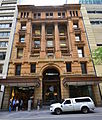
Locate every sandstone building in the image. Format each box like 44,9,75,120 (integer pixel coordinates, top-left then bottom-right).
1,4,102,109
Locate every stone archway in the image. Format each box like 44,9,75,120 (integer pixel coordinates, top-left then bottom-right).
42,67,61,105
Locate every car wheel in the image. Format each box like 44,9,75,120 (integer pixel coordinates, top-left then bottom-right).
81,107,89,114
55,108,62,115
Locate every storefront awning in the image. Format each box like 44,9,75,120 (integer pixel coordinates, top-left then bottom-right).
0,76,40,87
63,75,102,86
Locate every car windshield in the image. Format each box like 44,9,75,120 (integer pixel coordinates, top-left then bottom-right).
60,99,65,104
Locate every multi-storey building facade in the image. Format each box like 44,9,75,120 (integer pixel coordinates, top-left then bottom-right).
1,4,102,110
0,0,19,109
79,0,102,4
81,4,102,98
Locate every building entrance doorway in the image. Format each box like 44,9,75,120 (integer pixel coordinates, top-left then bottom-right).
42,68,61,105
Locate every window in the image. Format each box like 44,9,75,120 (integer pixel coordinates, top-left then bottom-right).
60,38,66,47
75,98,91,103
0,32,10,37
0,42,8,47
66,63,71,72
47,50,54,57
0,16,14,20
15,64,21,75
19,35,25,43
21,23,26,30
0,52,6,60
58,12,65,18
34,29,41,36
34,13,41,19
73,22,78,29
81,63,87,74
0,64,3,73
59,26,66,36
47,39,53,47
97,43,102,46
46,26,53,35
34,39,40,48
78,47,84,57
64,100,71,104
0,23,12,28
17,48,23,58
31,64,36,73
75,34,81,41
46,13,53,18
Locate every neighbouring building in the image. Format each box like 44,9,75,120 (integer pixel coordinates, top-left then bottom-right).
0,4,102,110
0,0,19,109
79,0,102,4
80,4,102,98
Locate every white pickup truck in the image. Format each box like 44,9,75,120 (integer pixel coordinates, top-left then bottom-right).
50,97,95,115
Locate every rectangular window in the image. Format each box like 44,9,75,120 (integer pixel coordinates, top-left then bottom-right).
46,13,53,18
81,63,87,74
59,26,66,36
0,52,6,60
31,64,36,73
0,41,8,47
34,39,40,48
17,48,23,58
15,64,21,75
73,22,78,29
0,64,3,73
21,23,26,30
60,38,66,47
78,47,84,57
47,39,53,47
66,63,71,72
19,35,25,42
75,34,81,41
0,32,10,37
34,13,41,19
46,26,53,35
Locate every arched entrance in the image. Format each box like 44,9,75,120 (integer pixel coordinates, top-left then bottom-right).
42,68,61,105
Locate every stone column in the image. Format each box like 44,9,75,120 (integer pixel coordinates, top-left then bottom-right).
54,23,61,58
40,23,46,58
92,85,102,106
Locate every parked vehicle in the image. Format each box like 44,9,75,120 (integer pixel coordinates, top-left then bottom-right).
50,97,95,115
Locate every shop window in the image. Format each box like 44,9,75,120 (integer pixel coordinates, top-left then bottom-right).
81,63,87,74
60,38,66,47
66,63,71,72
19,35,25,43
15,64,21,75
31,64,36,73
17,48,23,59
0,52,6,60
75,34,81,41
34,39,40,48
0,64,3,73
78,47,84,57
47,39,53,47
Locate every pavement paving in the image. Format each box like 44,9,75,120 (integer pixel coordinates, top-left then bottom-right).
0,107,102,120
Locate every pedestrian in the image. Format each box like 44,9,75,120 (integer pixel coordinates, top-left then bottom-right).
20,99,23,110
9,99,12,112
37,99,40,110
16,99,19,111
12,97,16,111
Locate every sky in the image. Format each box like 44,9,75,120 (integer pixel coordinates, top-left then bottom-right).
20,0,79,6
